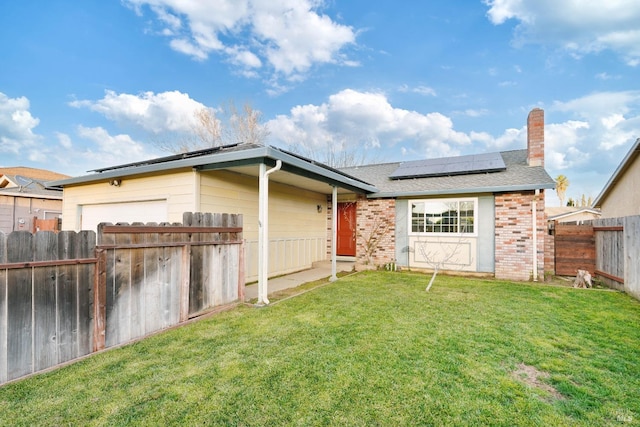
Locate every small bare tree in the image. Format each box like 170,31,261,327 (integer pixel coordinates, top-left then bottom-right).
289,140,379,168
154,101,269,154
358,213,394,266
416,237,473,291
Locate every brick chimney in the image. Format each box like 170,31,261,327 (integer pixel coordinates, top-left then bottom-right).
527,108,544,167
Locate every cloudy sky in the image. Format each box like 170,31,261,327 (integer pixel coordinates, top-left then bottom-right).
2,1,640,206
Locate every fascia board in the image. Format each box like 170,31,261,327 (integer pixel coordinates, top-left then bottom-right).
368,182,556,199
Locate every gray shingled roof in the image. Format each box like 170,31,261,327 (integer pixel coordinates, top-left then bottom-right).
0,175,63,199
340,150,555,198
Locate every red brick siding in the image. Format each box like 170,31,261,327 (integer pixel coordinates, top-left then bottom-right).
495,191,546,281
326,197,396,266
356,197,396,266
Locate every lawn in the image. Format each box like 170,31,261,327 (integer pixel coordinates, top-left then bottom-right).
1,271,639,426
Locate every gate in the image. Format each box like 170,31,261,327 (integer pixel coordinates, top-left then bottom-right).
554,222,595,276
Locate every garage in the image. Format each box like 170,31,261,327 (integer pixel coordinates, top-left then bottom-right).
80,200,168,231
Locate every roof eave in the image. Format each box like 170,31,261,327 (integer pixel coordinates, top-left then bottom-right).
593,137,640,208
47,145,378,194
0,190,63,200
368,182,556,199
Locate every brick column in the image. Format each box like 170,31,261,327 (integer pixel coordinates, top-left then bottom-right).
495,191,545,281
355,197,396,266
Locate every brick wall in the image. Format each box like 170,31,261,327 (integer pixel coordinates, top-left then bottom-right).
495,191,546,281
355,197,396,266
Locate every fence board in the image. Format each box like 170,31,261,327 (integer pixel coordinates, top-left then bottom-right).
0,232,6,384
187,212,205,315
624,216,640,299
76,231,94,358
33,232,58,372
141,224,158,335
113,225,132,345
6,231,33,381
130,223,145,340
57,231,78,364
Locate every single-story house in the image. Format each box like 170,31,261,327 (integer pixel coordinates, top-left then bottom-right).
49,108,555,299
0,167,68,233
48,143,377,303
593,137,640,218
339,108,555,281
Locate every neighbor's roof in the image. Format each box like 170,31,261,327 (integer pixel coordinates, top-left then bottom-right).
0,174,64,199
545,207,601,221
340,149,556,198
48,143,379,195
0,167,69,182
593,137,640,208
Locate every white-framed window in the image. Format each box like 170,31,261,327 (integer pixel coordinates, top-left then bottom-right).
409,198,477,236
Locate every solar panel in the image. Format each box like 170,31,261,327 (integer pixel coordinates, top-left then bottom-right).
389,152,506,180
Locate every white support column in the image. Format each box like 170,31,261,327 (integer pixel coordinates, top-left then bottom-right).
257,160,282,305
330,185,338,282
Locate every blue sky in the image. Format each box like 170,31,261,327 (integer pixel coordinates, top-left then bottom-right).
1,1,640,206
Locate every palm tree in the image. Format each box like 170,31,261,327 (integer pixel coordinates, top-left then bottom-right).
555,174,569,206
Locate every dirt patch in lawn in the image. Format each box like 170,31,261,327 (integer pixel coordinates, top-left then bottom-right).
512,363,565,401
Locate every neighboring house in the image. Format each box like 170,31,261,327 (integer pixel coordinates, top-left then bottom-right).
49,108,555,286
593,137,640,218
546,207,601,224
0,167,68,234
339,108,555,281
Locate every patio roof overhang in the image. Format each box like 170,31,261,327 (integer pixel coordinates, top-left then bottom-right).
47,145,378,196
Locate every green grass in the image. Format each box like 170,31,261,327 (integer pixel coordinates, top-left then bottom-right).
1,272,639,426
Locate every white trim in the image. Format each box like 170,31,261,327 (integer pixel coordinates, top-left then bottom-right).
407,197,479,238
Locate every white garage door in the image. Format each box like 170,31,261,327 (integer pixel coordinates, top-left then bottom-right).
81,200,168,231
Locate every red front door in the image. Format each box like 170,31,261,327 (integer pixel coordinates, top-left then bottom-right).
337,202,357,256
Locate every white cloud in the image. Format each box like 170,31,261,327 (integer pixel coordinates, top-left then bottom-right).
0,92,41,155
123,0,356,79
267,89,471,159
55,132,73,149
399,84,437,96
74,126,158,169
70,90,208,134
484,0,640,65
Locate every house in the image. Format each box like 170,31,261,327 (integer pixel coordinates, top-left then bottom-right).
49,108,555,294
546,207,601,224
47,144,377,303
339,108,555,281
0,167,68,233
593,137,640,218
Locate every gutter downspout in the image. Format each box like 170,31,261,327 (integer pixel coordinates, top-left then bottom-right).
330,186,338,282
532,189,539,281
257,160,282,305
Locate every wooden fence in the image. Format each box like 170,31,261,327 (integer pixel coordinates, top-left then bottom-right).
554,222,596,276
0,230,96,385
591,215,640,300
0,212,243,385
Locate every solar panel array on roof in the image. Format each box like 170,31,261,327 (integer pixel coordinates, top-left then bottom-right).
389,152,506,180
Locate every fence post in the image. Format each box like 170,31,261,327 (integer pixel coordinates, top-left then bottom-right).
180,244,190,322
93,248,106,352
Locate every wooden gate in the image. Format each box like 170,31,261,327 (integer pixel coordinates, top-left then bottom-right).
554,222,596,276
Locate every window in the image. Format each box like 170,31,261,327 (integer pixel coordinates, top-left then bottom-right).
410,198,476,235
